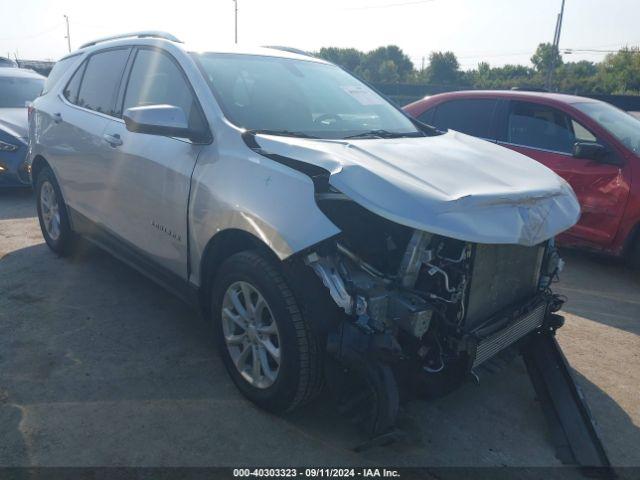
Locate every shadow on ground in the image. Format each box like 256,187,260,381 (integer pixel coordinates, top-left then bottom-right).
0,238,638,469
0,188,34,221
556,249,639,336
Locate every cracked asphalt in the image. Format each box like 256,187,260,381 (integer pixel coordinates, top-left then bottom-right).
1,188,638,474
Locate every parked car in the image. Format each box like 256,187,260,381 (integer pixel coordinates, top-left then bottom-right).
404,91,640,266
0,67,45,187
0,57,18,68
28,32,580,439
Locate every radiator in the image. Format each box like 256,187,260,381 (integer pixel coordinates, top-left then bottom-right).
472,302,546,368
465,243,545,331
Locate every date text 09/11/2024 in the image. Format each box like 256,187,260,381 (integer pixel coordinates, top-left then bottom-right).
232,468,401,478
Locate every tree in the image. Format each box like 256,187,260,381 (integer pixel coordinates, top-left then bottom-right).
424,51,460,85
376,60,400,83
317,47,364,73
360,45,414,82
531,43,563,74
598,47,640,94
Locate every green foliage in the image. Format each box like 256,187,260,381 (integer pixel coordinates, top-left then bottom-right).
316,45,414,83
316,44,640,95
531,43,563,74
598,47,640,94
317,47,364,73
423,51,460,85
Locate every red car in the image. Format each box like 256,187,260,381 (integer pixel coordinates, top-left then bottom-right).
405,90,640,265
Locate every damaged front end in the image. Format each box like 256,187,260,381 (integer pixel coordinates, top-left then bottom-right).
305,191,568,443
245,131,609,467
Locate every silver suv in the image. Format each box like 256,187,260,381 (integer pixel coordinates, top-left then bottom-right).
29,32,580,436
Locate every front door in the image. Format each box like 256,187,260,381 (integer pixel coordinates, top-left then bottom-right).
498,100,630,249
99,47,208,278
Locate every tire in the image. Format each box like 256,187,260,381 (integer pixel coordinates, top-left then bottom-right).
630,239,640,269
211,250,323,413
35,166,76,256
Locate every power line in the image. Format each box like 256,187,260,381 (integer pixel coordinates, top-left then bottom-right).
0,23,63,42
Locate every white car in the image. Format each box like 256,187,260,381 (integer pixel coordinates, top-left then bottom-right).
29,31,583,440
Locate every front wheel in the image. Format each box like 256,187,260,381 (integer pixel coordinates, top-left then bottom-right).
35,166,76,256
630,238,640,269
211,250,323,413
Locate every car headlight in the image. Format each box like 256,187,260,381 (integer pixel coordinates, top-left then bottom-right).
0,139,19,152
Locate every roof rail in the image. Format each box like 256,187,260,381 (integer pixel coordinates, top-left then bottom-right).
263,46,314,57
80,31,182,49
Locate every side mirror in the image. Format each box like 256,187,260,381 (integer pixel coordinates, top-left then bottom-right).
572,141,622,165
123,104,193,139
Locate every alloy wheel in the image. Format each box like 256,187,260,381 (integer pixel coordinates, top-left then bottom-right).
40,181,61,241
221,281,281,389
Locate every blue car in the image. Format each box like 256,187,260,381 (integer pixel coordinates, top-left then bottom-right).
0,67,45,187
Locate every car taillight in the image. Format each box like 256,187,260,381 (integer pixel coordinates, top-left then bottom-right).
27,103,35,120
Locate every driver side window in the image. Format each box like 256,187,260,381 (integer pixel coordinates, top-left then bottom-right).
507,101,585,154
123,48,205,131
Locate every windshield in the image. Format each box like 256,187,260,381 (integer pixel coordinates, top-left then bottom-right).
192,53,422,139
574,101,640,154
0,76,44,108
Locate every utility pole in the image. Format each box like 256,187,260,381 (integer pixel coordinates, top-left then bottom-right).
233,0,238,44
64,15,71,53
545,0,566,90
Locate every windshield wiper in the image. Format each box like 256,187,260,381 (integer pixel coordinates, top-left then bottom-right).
247,129,320,139
343,129,424,139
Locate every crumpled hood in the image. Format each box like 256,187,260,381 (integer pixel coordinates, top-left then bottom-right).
0,108,28,140
255,130,581,246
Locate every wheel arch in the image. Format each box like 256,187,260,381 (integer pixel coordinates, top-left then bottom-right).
198,228,279,314
623,219,640,265
30,155,50,186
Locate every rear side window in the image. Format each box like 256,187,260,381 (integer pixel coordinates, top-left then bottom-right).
42,55,80,94
507,101,577,154
63,62,85,104
122,48,205,130
432,99,498,138
76,49,130,116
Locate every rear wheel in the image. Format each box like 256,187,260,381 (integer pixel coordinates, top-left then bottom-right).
630,237,640,269
211,250,323,412
35,166,76,256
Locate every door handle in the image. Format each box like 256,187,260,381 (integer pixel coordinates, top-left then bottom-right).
53,112,62,124
103,133,123,147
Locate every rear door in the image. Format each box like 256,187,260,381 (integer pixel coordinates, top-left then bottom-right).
496,100,628,248
99,47,209,278
42,48,131,223
429,97,500,142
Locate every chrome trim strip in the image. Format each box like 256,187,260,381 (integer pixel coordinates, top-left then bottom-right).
498,141,573,157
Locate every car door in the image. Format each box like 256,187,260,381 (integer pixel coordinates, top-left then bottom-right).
496,100,629,247
99,47,209,279
38,48,131,223
428,98,500,142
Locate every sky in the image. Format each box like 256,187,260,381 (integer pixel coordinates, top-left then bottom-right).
1,0,638,70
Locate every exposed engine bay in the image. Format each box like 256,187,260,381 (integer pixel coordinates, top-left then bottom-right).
305,192,566,441
242,132,609,467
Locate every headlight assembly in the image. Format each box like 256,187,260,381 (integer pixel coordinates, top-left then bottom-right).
0,139,19,152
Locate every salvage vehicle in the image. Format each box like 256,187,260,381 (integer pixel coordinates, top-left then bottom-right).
28,32,610,467
405,90,640,267
0,67,44,187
